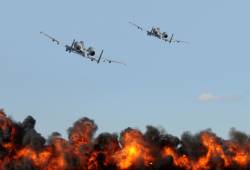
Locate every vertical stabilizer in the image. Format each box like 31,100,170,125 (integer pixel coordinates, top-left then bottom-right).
169,34,174,44
97,50,104,64
69,39,75,52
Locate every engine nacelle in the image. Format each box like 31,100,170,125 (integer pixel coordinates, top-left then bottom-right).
87,47,95,56
162,32,168,38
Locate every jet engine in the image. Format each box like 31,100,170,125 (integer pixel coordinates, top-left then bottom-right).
162,32,168,38
87,47,95,56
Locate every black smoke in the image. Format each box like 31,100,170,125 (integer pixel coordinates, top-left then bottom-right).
0,109,249,170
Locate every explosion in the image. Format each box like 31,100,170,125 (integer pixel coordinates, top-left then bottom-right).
0,109,249,170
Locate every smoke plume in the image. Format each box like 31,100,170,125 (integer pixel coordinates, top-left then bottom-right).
0,109,249,170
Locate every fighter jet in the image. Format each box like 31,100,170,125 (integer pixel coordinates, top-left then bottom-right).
128,21,188,44
40,32,126,65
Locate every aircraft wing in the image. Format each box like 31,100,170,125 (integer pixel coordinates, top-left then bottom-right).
86,50,126,66
40,31,60,45
128,21,145,31
84,56,127,66
86,56,126,66
164,34,189,44
163,39,189,44
102,58,127,66
169,39,189,44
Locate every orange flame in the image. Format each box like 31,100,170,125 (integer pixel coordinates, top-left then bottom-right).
114,129,154,169
0,111,249,170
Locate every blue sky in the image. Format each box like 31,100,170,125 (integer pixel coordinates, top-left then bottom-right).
0,0,249,138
